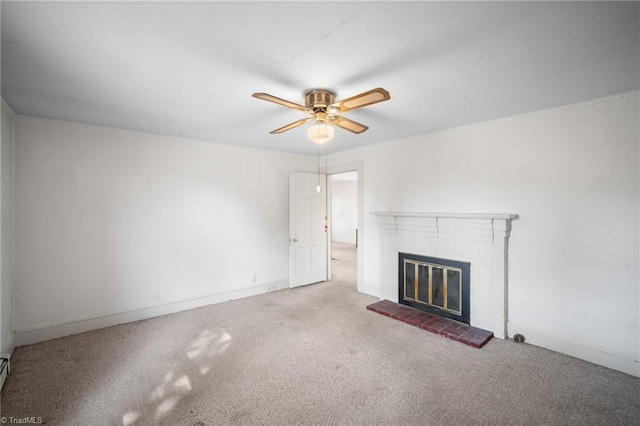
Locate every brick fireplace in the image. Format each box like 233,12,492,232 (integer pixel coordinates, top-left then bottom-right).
372,212,517,338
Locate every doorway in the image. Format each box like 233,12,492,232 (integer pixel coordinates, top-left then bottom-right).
328,171,358,289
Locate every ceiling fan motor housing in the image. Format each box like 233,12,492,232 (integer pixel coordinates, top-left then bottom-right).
305,89,336,110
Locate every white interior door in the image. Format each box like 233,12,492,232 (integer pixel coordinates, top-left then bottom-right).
289,172,327,287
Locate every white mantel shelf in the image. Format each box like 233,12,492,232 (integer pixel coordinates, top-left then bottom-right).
371,211,518,243
371,212,518,220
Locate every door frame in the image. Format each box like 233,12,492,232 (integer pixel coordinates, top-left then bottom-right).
323,160,364,293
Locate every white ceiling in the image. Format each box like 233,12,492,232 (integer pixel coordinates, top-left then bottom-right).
2,1,639,156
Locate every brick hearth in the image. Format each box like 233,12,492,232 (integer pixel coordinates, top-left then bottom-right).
367,299,493,348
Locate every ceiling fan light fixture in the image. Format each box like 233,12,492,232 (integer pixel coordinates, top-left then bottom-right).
307,123,334,144
326,106,340,116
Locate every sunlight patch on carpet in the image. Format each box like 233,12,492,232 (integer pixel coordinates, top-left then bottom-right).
155,395,180,420
174,375,192,392
122,411,140,426
186,329,232,359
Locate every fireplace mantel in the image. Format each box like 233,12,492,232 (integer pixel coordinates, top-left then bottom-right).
372,211,517,338
371,212,517,220
371,212,517,242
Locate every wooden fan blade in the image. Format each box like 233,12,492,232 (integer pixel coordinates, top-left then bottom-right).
252,93,312,114
271,117,313,134
330,87,390,113
331,116,369,134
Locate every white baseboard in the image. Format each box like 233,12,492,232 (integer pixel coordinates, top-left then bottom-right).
2,331,15,356
508,321,639,378
1,331,15,390
15,280,288,347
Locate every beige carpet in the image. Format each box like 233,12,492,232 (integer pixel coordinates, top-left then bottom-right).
1,242,639,425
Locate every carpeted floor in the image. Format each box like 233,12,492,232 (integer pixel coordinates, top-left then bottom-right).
330,241,358,289
1,242,638,425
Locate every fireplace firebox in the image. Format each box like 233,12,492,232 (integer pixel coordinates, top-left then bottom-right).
399,253,470,324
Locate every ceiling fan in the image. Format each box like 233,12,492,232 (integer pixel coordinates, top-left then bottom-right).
252,87,390,141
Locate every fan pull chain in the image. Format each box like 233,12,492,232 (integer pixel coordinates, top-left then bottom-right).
317,135,322,193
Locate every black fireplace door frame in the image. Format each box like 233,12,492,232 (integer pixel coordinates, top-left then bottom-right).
398,252,471,324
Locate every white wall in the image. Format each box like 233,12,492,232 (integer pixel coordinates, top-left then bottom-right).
328,92,640,376
331,176,358,244
13,116,316,344
1,100,15,361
